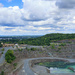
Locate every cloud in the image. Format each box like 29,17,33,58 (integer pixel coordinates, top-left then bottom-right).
22,0,57,21
5,28,14,30
0,0,75,35
0,6,26,27
56,0,75,9
8,0,12,2
0,3,4,7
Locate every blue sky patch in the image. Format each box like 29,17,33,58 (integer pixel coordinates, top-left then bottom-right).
0,0,23,8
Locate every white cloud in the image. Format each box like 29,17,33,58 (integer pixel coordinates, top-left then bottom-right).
0,3,4,7
22,0,57,20
0,6,26,26
56,0,75,9
8,0,12,2
0,0,75,35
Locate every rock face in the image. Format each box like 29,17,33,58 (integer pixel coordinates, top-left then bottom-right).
68,67,75,72
46,68,50,73
0,53,1,57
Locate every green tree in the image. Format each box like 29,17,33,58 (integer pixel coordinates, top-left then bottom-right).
13,63,17,69
0,42,2,47
51,44,55,49
31,48,36,51
5,50,16,63
2,48,4,51
59,43,66,46
0,71,4,75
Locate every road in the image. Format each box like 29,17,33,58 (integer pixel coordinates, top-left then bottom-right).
19,59,35,75
19,57,75,75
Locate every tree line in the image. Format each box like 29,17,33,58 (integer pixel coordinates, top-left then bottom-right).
0,33,75,46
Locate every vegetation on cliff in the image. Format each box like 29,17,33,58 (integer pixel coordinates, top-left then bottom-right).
5,50,16,63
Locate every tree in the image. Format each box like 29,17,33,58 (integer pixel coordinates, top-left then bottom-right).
0,42,2,47
0,71,4,75
5,50,16,63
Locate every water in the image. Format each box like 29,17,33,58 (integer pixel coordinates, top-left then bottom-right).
37,61,75,73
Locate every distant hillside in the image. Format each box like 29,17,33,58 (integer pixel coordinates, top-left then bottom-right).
0,35,41,40
22,33,75,45
1,33,75,45
0,35,41,44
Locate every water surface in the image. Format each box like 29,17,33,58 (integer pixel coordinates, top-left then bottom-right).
37,61,75,73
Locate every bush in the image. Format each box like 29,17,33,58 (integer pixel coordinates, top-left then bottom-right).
31,48,36,51
59,43,66,46
0,71,4,75
26,47,28,50
0,42,2,47
1,52,3,54
13,63,17,69
27,47,37,51
39,52,42,53
51,44,55,49
58,47,61,50
18,48,23,51
2,48,4,51
13,63,17,66
5,50,16,63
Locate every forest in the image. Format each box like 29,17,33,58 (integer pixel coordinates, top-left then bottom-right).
0,33,75,46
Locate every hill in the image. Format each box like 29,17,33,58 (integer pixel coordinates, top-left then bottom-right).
0,33,75,46
21,33,75,45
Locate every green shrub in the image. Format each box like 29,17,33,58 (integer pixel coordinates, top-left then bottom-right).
5,50,16,63
39,63,43,65
31,48,36,51
2,48,4,51
51,44,55,49
39,52,42,53
26,47,28,50
0,71,4,75
18,48,23,51
67,41,72,43
13,63,17,69
58,47,61,50
43,46,44,48
27,47,37,51
13,63,17,66
0,42,2,47
59,43,66,46
28,49,31,51
1,52,3,54
12,46,14,48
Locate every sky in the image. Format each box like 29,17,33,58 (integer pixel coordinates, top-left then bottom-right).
0,0,75,35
